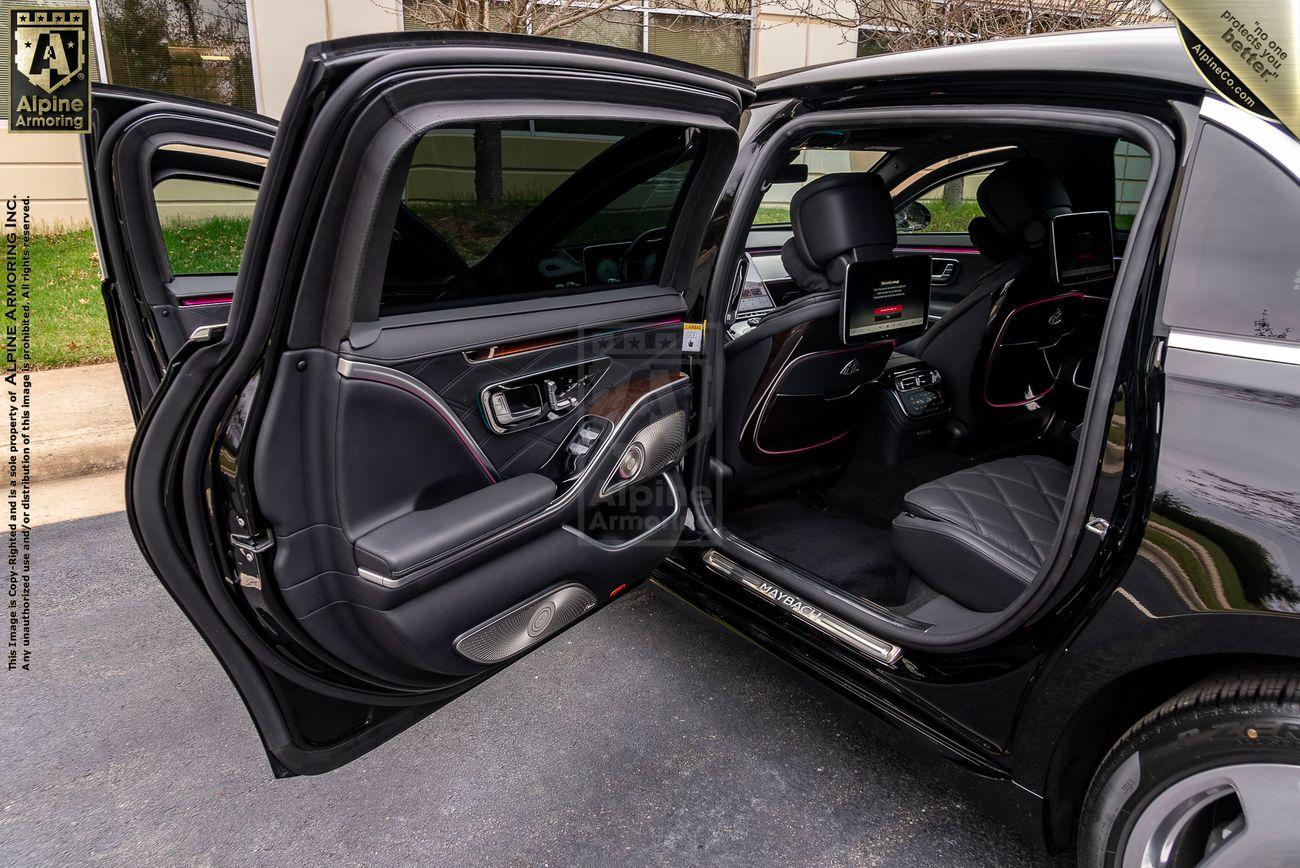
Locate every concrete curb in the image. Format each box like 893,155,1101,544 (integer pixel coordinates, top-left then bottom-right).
34,364,134,484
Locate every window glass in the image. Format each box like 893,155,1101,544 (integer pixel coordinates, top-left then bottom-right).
647,15,748,77
912,170,991,233
550,10,643,51
857,31,888,56
381,119,701,313
753,149,887,225
1163,125,1300,343
401,2,750,78
98,0,256,112
1114,140,1151,230
154,177,256,274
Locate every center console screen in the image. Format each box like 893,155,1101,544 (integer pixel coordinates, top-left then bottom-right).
734,256,776,317
841,255,931,344
1050,211,1115,285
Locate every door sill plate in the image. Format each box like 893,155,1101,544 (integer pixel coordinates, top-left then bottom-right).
702,550,902,665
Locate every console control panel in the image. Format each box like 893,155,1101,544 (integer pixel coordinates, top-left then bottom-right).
887,365,950,418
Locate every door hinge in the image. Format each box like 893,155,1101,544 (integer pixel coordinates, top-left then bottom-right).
231,531,274,561
1085,516,1110,538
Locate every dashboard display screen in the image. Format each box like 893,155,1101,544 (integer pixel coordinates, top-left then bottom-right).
1050,211,1115,285
841,255,931,344
735,256,776,316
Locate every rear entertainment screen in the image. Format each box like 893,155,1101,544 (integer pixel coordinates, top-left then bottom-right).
841,255,931,344
1050,211,1115,285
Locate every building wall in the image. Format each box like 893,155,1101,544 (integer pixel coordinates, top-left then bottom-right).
249,0,402,119
753,15,857,76
0,127,88,231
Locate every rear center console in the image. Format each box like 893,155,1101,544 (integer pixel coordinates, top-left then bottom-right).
857,354,953,464
887,363,950,420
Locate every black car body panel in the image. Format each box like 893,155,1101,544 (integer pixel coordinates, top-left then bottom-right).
89,22,1300,857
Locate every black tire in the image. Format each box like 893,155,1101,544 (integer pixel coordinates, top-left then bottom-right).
1077,669,1300,868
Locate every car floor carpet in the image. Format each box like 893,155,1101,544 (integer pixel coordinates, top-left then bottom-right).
724,495,899,605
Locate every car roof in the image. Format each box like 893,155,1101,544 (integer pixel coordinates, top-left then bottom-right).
755,24,1207,97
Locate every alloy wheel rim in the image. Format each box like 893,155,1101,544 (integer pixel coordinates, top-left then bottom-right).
1121,762,1300,867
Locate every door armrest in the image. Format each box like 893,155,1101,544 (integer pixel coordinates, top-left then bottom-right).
354,473,557,582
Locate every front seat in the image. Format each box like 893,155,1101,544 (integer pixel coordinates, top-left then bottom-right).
891,455,1072,612
721,173,900,491
901,158,1072,428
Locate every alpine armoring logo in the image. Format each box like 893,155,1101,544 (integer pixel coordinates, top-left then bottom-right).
8,7,91,133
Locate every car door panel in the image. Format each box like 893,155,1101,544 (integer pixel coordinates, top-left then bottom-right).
254,313,692,685
98,34,748,773
88,91,273,407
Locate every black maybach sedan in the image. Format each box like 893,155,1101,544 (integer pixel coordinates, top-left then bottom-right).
88,23,1300,866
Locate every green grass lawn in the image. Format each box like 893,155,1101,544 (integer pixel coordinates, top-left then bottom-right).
31,218,251,370
752,199,983,233
30,228,113,370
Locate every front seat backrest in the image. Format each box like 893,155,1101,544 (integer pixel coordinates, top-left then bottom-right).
780,172,897,293
905,158,1071,429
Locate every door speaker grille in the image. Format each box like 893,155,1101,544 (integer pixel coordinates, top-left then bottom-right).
454,583,597,664
602,409,687,496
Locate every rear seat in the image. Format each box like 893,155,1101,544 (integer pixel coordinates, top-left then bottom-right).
891,455,1072,612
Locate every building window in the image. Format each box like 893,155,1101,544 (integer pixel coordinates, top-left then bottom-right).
97,0,257,112
856,29,887,57
0,0,103,122
401,1,751,78
1113,139,1150,231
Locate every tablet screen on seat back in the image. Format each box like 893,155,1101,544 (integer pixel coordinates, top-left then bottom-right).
1050,211,1115,285
841,255,932,344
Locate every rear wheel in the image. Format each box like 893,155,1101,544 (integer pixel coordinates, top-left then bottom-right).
1078,670,1300,868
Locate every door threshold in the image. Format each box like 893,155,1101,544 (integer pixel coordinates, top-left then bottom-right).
702,550,903,665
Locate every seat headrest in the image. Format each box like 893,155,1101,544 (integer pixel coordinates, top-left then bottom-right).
967,216,1018,263
976,158,1071,247
790,172,896,268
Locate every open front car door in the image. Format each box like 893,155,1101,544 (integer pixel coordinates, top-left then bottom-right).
100,33,749,775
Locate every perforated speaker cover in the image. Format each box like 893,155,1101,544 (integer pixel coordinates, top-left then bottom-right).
454,584,597,664
602,409,687,496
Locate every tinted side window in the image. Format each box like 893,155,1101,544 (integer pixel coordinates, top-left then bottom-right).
154,177,256,275
151,144,265,276
381,120,701,314
1163,125,1300,343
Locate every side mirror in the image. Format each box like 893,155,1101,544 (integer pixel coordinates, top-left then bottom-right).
895,200,932,233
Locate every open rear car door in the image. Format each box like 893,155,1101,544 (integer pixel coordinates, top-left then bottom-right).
88,34,750,775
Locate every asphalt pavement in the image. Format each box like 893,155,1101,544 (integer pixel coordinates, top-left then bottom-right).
4,511,1069,867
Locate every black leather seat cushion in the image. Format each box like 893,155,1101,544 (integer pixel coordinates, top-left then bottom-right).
891,455,1071,612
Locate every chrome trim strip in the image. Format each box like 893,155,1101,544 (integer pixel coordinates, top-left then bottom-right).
347,371,689,588
702,550,903,665
562,473,680,551
189,324,225,342
1167,329,1300,366
337,357,499,481
1200,97,1300,183
461,318,683,365
358,566,403,589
